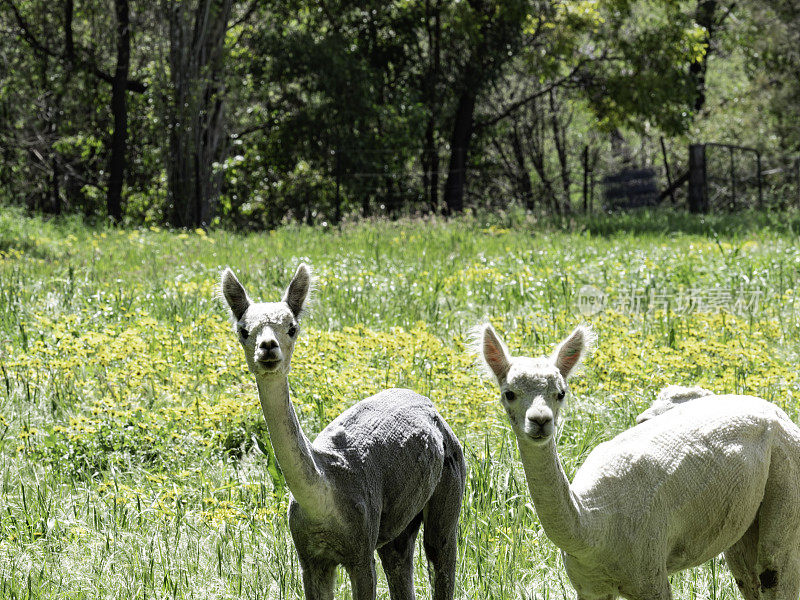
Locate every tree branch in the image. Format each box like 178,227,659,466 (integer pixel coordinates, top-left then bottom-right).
231,118,278,139
227,0,258,31
3,0,56,56
473,51,620,131
475,65,584,131
2,0,147,93
714,2,736,29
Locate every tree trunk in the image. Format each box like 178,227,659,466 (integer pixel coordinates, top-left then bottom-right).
524,104,559,216
443,89,476,215
423,120,440,212
549,90,571,214
6,0,144,219
166,0,232,228
422,0,441,212
690,0,718,112
64,0,74,68
50,148,61,215
509,125,533,210
107,0,130,223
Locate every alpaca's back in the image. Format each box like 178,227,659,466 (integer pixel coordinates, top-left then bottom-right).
572,395,800,573
636,385,714,423
313,388,462,544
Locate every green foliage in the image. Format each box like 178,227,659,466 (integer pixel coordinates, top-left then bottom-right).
254,435,286,494
1,0,798,223
561,1,705,133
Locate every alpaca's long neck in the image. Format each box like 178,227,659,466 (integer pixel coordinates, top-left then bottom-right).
256,376,333,517
518,437,588,555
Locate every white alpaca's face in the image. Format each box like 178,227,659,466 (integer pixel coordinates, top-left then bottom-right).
501,358,568,443
221,264,311,379
479,324,593,445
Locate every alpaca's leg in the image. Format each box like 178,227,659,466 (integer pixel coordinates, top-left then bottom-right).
724,518,760,600
622,576,672,600
378,512,423,600
348,557,377,600
753,457,800,600
756,555,800,600
300,559,337,600
423,456,466,600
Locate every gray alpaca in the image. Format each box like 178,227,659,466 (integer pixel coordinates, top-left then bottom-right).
221,264,466,600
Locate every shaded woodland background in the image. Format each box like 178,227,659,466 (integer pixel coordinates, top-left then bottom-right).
1,0,799,229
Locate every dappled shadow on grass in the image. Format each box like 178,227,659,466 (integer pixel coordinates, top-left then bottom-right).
575,208,800,238
0,203,73,260
0,227,54,260
4,198,800,244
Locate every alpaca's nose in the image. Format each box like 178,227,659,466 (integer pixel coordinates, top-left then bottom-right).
259,339,278,351
529,415,552,428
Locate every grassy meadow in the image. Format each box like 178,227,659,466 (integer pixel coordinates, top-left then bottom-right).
3,206,800,599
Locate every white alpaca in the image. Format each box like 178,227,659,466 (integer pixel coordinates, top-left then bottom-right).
636,383,785,598
221,264,466,600
476,322,800,600
636,385,714,424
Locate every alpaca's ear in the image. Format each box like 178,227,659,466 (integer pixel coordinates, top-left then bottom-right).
552,325,595,379
480,324,511,382
283,263,311,318
221,268,250,321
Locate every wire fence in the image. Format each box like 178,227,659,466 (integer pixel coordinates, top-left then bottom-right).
8,136,800,221
689,143,800,212
704,143,763,210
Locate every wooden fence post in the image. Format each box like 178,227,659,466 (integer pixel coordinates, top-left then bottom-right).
795,156,800,209
688,144,707,213
582,145,589,214
660,137,675,204
334,148,341,224
756,151,763,209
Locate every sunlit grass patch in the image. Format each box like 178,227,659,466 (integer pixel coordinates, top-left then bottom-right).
11,305,794,480
3,209,800,598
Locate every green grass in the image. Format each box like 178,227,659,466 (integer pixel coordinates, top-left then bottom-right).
2,206,800,598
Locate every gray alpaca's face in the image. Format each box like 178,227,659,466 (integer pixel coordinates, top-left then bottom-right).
480,324,591,446
501,358,568,443
221,264,310,379
236,302,299,376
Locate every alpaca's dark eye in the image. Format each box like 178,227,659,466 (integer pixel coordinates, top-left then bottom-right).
503,390,516,402
287,324,297,338
238,325,249,340
557,390,566,401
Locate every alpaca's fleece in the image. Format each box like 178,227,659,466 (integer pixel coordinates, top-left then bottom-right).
222,264,466,600
480,324,800,600
635,384,714,424
565,394,800,600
